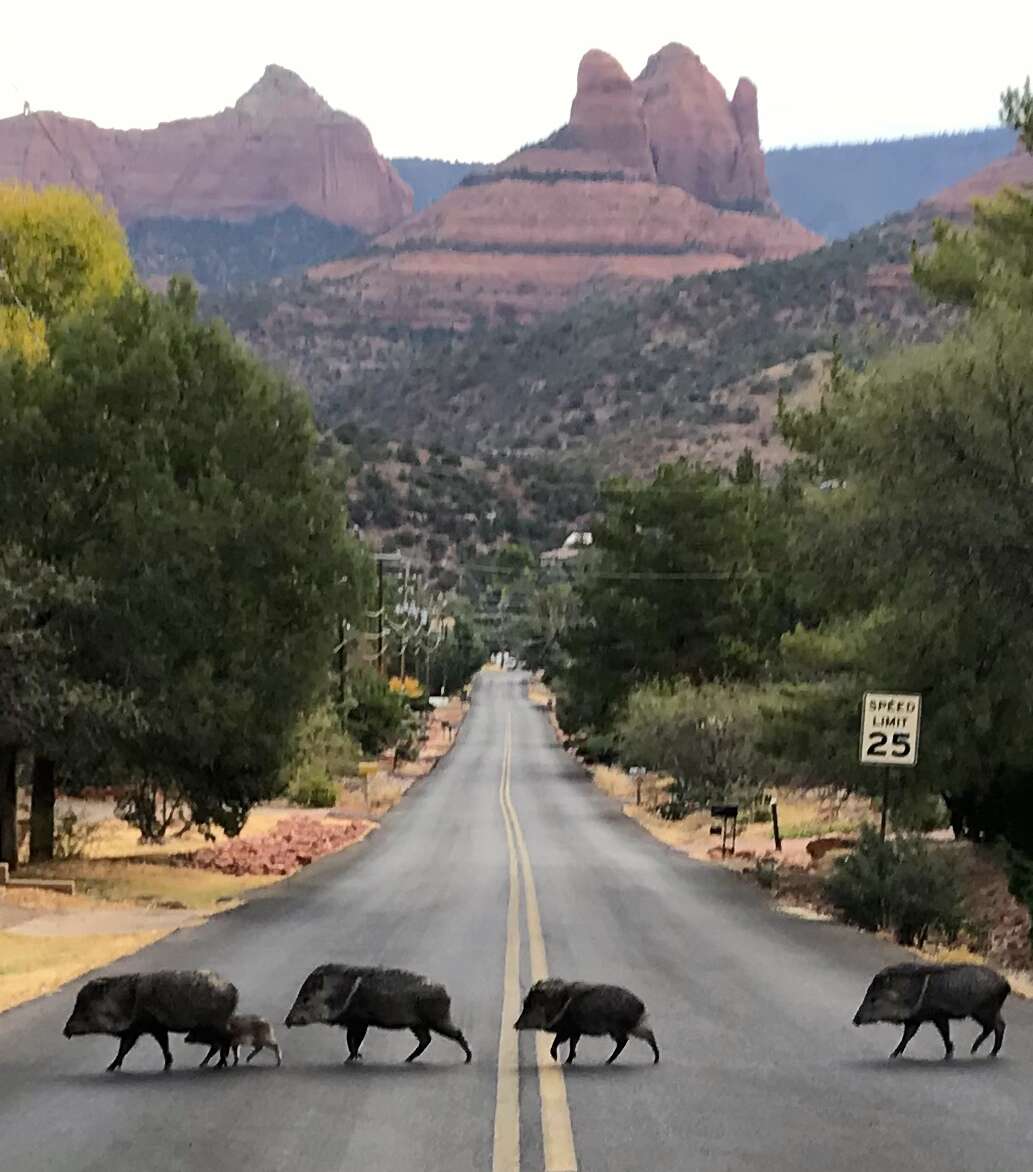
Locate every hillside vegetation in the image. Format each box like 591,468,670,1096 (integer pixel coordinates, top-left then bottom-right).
767,126,1015,237
217,202,956,474
129,207,365,291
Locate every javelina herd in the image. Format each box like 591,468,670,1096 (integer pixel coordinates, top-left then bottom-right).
63,959,1013,1073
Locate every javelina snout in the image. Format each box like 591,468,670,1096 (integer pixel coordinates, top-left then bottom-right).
853,962,1010,1060
285,965,472,1064
514,979,660,1066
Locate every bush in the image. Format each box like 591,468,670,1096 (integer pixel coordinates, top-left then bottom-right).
617,680,774,818
345,667,410,755
288,766,339,808
824,826,964,947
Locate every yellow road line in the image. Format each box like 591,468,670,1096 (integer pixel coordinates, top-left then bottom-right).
503,717,578,1172
493,718,521,1172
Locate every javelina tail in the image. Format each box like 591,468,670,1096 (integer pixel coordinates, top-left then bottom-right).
632,1014,660,1064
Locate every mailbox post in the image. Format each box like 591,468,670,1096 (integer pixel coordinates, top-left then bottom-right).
710,803,739,859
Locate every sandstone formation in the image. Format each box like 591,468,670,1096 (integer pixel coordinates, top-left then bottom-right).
634,43,770,208
560,50,655,179
306,45,819,327
0,65,412,234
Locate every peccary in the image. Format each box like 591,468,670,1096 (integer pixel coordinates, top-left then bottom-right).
284,964,472,1064
514,979,660,1065
63,970,238,1072
853,962,1010,1059
184,1014,282,1068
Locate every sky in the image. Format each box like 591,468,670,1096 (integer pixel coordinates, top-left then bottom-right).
2,0,1030,162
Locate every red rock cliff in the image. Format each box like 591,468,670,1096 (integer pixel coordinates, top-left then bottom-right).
0,65,412,234
635,43,771,208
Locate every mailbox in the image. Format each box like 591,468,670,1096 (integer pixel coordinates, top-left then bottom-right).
709,803,739,858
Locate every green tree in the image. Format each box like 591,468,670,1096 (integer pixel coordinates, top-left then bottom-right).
558,461,795,731
0,279,366,843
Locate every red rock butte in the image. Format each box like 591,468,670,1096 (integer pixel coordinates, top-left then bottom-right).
0,65,412,235
311,44,821,327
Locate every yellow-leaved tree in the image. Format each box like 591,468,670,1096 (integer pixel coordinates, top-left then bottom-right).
0,183,133,363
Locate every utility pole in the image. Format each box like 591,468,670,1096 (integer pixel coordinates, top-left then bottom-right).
336,615,346,707
377,558,385,677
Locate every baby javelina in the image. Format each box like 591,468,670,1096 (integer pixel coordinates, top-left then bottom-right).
853,962,1010,1060
62,970,238,1072
184,1014,282,1068
514,979,660,1065
285,965,472,1064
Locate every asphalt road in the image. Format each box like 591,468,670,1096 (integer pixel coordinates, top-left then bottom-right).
2,670,1032,1171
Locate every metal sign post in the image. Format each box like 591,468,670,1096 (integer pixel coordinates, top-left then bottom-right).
859,692,922,840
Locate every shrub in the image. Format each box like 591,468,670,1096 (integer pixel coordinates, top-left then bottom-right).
53,810,102,860
824,826,964,947
617,680,774,819
288,766,339,808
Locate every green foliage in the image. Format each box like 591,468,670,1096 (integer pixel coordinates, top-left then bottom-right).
0,278,365,836
0,545,136,768
618,680,772,818
127,207,365,290
344,666,410,755
560,462,797,730
1001,78,1033,151
287,766,340,809
824,827,964,947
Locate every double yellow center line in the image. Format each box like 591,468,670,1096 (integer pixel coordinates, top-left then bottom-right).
493,712,578,1172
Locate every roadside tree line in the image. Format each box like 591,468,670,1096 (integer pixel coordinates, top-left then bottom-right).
0,184,479,867
525,86,1033,896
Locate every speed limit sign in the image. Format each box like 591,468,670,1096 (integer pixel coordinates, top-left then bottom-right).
859,692,921,767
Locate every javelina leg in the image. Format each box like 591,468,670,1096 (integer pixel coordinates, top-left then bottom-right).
564,1033,581,1065
991,1015,1006,1057
346,1024,367,1061
971,1016,995,1055
932,1016,954,1060
232,1044,240,1066
550,1032,568,1062
150,1027,173,1071
245,1046,261,1063
432,1024,472,1063
107,1028,142,1072
272,1043,283,1067
890,1021,920,1058
405,1026,432,1063
200,1044,219,1068
633,1025,661,1064
605,1034,629,1064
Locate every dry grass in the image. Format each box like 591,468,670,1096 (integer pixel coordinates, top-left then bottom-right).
17,860,276,910
0,930,168,1015
74,806,305,862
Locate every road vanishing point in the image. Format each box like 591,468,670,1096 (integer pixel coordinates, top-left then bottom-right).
2,671,1032,1170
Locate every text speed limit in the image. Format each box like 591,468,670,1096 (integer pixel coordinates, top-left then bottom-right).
859,692,921,767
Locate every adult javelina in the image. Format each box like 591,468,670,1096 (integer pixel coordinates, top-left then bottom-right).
853,963,1010,1059
285,965,472,1063
184,1014,282,1068
514,979,660,1065
63,970,238,1072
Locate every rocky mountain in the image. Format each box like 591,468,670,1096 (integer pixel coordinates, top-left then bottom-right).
298,45,821,328
0,65,412,235
392,129,1018,243
766,127,1017,238
217,144,1032,478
